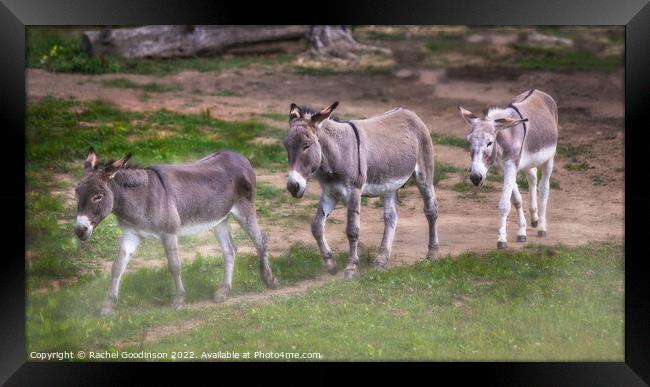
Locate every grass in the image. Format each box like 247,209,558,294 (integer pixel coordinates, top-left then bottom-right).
293,65,392,76
27,242,624,360
101,78,182,93
564,161,592,172
508,44,622,72
431,132,469,150
27,27,294,76
26,97,287,170
556,144,591,160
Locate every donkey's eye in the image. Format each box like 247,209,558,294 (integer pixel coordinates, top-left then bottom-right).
303,144,311,151
92,194,104,203
487,141,493,147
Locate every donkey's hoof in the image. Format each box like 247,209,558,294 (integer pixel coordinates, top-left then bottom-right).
265,276,279,289
324,259,338,275
538,230,547,238
213,287,230,304
343,268,358,280
99,306,114,317
497,241,508,249
172,297,186,310
372,260,387,271
516,235,527,243
426,248,440,262
531,220,539,228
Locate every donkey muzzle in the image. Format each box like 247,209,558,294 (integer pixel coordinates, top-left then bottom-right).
287,181,304,198
75,215,93,241
470,173,483,186
287,170,307,198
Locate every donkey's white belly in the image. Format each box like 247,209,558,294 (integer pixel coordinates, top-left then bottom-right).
177,216,228,236
518,145,556,171
362,176,411,197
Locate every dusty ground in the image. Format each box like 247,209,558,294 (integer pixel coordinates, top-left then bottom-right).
27,53,624,277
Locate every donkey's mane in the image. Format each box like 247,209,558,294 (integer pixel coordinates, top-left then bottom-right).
95,160,149,188
95,160,144,171
299,106,344,122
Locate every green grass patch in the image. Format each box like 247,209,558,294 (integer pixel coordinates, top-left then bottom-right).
101,78,182,93
27,242,623,360
27,243,346,353
213,89,241,97
564,161,592,172
508,44,622,71
424,32,467,53
556,144,591,160
27,97,287,170
431,132,469,150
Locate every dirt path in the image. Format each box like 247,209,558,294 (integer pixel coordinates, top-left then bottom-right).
27,61,624,326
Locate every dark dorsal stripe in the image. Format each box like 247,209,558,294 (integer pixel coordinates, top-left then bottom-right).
346,121,363,180
521,89,535,101
508,103,527,164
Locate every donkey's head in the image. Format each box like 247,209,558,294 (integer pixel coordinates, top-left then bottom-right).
457,106,527,186
283,101,339,198
74,147,131,240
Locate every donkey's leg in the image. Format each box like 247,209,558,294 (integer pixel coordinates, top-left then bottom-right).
161,234,186,310
100,230,140,316
525,168,539,227
537,158,554,237
497,160,518,249
311,192,337,275
213,220,236,303
511,182,528,242
343,187,362,279
374,190,398,270
231,201,278,288
414,167,440,260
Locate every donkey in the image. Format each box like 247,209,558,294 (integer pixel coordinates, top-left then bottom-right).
284,102,439,279
457,89,558,249
74,148,277,316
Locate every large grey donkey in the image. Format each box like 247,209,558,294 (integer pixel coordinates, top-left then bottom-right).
74,148,277,316
284,102,440,279
457,89,559,248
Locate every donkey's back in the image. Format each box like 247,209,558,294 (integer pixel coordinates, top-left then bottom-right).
354,107,435,185
151,151,255,226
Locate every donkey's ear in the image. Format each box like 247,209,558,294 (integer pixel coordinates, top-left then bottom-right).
311,101,339,125
84,146,97,174
289,103,302,121
457,106,478,126
104,153,132,180
494,117,528,131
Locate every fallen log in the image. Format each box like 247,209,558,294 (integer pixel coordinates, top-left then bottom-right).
81,25,311,59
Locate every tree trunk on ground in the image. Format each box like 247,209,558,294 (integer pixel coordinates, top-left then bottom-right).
81,25,311,59
307,25,391,59
82,25,390,60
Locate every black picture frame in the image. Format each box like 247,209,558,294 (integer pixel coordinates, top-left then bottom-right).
3,0,649,385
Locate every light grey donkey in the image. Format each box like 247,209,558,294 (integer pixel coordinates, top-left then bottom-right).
284,102,439,279
74,148,277,316
457,89,559,248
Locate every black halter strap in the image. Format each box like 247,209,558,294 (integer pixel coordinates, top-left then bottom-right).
508,103,527,165
345,121,363,181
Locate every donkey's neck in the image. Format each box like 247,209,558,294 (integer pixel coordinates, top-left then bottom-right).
108,168,160,220
317,119,357,177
